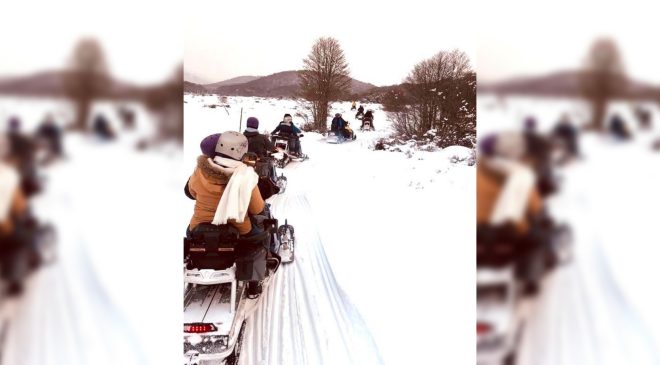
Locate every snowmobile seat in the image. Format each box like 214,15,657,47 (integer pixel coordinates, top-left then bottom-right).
185,224,270,271
477,223,522,268
185,222,273,282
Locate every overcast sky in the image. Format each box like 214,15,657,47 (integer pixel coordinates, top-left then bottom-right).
0,0,181,86
185,0,476,87
477,0,660,84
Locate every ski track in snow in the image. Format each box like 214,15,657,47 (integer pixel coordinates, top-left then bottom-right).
240,193,383,365
480,95,660,365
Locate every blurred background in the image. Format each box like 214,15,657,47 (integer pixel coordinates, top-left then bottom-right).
0,1,182,364
476,1,660,364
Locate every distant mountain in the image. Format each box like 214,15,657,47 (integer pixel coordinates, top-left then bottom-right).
208,70,377,98
204,76,261,89
0,70,140,98
479,70,659,99
184,71,212,85
184,81,207,94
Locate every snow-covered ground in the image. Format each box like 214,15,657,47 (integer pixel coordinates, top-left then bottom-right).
479,94,660,365
184,94,476,364
0,97,183,365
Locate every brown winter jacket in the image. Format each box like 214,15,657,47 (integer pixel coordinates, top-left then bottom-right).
476,163,543,235
187,155,265,234
0,186,27,236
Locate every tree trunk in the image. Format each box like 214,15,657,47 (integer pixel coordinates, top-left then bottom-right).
74,98,91,131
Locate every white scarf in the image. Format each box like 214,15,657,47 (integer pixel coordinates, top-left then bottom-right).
211,156,259,225
486,157,536,225
0,163,20,222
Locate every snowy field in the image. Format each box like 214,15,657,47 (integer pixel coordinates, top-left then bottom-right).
479,94,660,365
184,94,476,364
0,97,183,365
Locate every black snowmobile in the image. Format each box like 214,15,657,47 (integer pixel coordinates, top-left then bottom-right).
0,212,57,298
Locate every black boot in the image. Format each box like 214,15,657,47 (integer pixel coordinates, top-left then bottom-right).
6,281,24,298
246,281,262,299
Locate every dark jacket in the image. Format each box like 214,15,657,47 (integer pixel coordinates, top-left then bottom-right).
363,111,374,121
8,132,34,166
272,122,301,136
244,130,275,157
357,106,364,114
330,117,346,131
36,122,63,155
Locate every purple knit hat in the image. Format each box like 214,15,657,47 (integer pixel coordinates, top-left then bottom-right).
523,116,537,131
479,134,498,157
246,117,259,129
200,133,221,157
8,116,21,131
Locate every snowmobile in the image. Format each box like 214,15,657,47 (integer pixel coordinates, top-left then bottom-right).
326,125,357,144
183,215,295,365
476,215,572,365
270,134,308,168
477,266,524,365
360,118,375,132
0,215,57,298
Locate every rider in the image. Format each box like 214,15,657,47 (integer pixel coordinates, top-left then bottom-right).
243,117,281,199
35,113,64,162
477,132,547,295
356,105,365,119
361,110,375,129
330,113,346,138
351,101,357,111
522,116,556,197
609,114,631,140
0,132,29,296
244,117,277,158
552,114,580,161
271,113,303,156
185,131,271,298
6,117,40,197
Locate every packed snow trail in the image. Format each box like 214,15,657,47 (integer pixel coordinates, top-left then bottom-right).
516,136,660,365
239,193,383,365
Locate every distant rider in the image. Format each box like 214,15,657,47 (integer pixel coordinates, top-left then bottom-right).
243,117,281,199
355,105,365,119
271,113,303,156
361,110,375,130
243,117,277,158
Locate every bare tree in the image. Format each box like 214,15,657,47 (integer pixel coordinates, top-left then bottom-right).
143,64,184,145
580,38,626,131
298,37,351,131
64,38,109,131
390,49,475,147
